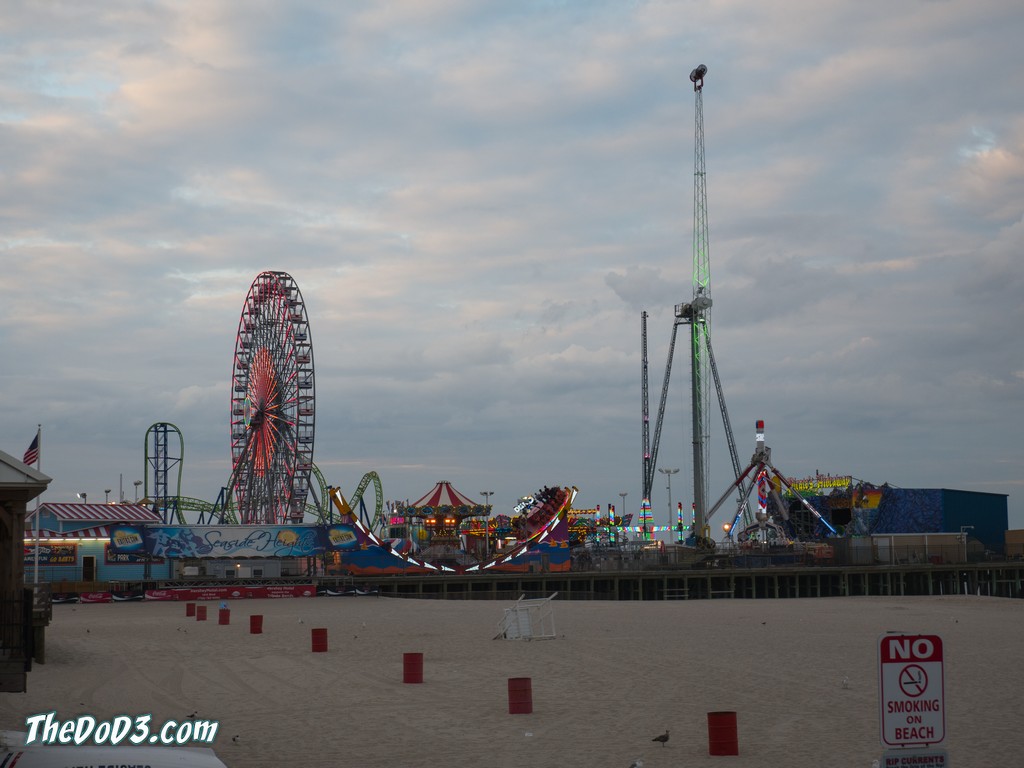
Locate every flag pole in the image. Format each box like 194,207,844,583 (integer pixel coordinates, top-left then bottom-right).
33,424,41,585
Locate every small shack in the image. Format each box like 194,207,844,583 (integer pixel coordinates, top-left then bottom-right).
0,449,51,692
26,502,171,586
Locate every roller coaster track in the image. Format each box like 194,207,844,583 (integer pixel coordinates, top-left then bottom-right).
327,471,385,531
203,463,333,525
310,464,330,520
176,496,216,524
157,469,376,532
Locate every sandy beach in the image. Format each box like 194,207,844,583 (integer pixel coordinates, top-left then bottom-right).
2,594,1021,767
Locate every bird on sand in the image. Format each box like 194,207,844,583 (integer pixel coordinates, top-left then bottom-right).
652,730,669,746
629,759,644,768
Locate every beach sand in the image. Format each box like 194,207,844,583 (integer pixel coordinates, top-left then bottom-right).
2,594,1021,767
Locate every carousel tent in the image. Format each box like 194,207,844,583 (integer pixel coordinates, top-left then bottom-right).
410,481,479,510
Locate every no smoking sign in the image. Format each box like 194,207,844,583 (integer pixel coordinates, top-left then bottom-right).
879,634,945,747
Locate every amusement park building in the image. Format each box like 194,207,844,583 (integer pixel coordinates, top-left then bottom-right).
810,486,1008,552
24,502,174,584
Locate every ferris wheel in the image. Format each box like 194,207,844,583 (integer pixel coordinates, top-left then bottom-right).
228,271,315,524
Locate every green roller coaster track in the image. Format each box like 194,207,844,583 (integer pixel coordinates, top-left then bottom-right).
331,470,385,531
154,464,380,529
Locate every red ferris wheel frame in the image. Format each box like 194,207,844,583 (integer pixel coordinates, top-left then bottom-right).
228,271,315,524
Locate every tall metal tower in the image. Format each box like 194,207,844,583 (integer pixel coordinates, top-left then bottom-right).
641,311,652,505
680,63,714,536
643,64,750,543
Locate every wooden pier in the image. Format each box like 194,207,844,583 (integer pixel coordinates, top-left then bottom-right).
345,561,1024,601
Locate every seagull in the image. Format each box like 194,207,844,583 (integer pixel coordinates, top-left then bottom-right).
629,759,644,768
652,730,669,747
842,675,849,689
232,735,240,744
186,711,197,719
298,618,304,624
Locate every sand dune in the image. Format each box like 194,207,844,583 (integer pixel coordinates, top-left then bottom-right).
2,595,1021,767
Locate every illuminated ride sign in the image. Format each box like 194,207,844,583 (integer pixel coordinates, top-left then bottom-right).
787,474,853,493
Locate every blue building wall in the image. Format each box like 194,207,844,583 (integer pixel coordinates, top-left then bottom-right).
940,489,1008,553
25,539,174,584
870,487,1006,551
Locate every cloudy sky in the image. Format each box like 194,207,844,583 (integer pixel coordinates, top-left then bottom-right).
3,1,1022,533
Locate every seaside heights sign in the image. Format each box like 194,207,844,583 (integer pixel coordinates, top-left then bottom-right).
878,633,945,748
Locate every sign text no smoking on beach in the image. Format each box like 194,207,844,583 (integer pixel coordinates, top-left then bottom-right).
878,633,945,748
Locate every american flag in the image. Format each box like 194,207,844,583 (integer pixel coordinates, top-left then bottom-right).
23,433,39,466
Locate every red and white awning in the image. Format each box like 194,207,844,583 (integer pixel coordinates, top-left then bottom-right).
410,481,479,509
37,503,162,523
30,526,111,540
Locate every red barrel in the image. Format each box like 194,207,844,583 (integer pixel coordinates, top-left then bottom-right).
185,602,196,617
403,653,424,684
707,711,738,755
508,677,533,714
218,608,230,625
250,615,263,634
196,605,207,621
311,628,328,652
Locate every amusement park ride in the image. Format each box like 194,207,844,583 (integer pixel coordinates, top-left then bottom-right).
130,65,836,570
641,64,752,546
706,420,837,545
131,269,582,574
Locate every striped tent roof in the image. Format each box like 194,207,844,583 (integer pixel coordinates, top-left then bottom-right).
31,526,111,540
410,481,478,509
37,503,162,523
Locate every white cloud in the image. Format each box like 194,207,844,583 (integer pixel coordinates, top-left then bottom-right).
2,0,1022,528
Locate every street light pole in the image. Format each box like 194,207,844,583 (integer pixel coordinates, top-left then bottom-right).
104,488,111,504
134,480,142,503
78,492,87,504
480,491,494,560
659,468,680,541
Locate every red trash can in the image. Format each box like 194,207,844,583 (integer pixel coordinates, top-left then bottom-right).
218,608,230,625
403,653,424,684
185,602,196,617
707,711,738,755
250,615,263,634
508,677,533,714
196,605,207,621
311,628,328,652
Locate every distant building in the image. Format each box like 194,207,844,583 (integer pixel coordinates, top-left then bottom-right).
0,448,50,692
804,485,1008,552
25,502,173,585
